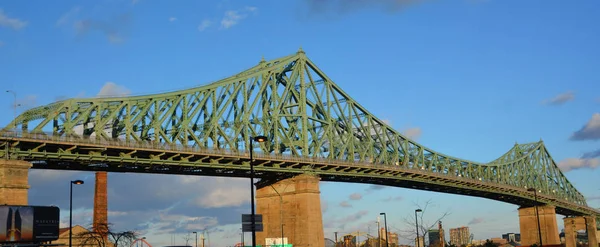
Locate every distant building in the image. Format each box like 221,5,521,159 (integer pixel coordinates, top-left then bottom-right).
428,230,440,247
51,225,108,247
501,233,521,243
449,227,470,246
490,238,507,245
379,228,399,246
438,222,445,247
415,236,424,247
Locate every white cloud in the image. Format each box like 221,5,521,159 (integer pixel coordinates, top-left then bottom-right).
403,127,422,140
570,113,600,141
56,7,81,27
349,193,362,200
542,91,575,105
193,185,249,208
339,201,352,208
324,210,368,229
198,19,212,31
169,17,177,22
220,6,257,29
97,82,131,97
558,157,600,172
0,9,27,30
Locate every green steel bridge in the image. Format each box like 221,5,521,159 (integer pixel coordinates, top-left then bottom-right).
1,48,598,219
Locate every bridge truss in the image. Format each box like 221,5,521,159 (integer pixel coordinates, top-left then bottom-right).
1,48,598,217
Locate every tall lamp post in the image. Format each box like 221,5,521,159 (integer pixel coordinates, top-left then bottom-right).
5,90,17,130
527,188,543,247
379,213,389,247
250,135,267,247
69,180,84,247
415,209,422,247
193,231,198,247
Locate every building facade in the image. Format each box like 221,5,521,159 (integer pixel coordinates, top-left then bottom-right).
449,227,470,246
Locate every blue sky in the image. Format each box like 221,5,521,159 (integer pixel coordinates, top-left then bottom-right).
1,0,600,246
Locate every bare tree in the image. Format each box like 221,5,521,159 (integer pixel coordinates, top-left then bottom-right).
77,223,138,247
394,199,452,245
182,233,193,246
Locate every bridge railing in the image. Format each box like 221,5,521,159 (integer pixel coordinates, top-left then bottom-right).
0,130,595,213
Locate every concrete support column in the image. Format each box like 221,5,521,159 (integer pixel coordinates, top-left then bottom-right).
518,205,560,246
0,160,32,206
563,217,579,247
256,174,325,247
584,216,598,247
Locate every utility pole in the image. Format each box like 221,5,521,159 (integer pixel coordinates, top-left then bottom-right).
335,232,338,247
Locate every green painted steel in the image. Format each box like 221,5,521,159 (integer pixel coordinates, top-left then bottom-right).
0,48,596,217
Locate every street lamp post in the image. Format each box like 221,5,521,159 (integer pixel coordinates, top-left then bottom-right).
5,90,18,130
415,209,422,247
69,180,84,247
528,188,543,247
249,135,267,247
379,213,389,247
193,232,198,247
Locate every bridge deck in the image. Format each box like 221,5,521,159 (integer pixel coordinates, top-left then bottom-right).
1,132,597,217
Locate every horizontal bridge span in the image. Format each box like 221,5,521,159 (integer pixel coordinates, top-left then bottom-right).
1,131,597,217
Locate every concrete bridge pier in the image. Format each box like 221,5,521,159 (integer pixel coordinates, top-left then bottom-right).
518,205,561,246
256,174,325,247
0,159,32,205
564,216,598,247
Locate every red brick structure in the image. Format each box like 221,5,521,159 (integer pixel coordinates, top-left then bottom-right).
93,171,108,235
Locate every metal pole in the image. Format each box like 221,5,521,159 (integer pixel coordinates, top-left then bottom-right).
250,138,257,247
381,213,389,247
335,232,338,247
69,182,73,247
6,90,17,130
242,230,245,247
194,232,198,247
415,210,420,247
534,190,543,247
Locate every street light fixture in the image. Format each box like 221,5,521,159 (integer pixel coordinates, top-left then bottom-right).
193,231,198,247
379,213,389,247
415,209,422,247
250,135,267,247
5,90,18,130
527,188,543,247
69,180,84,247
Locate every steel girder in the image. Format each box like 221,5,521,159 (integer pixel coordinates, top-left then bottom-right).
0,49,591,211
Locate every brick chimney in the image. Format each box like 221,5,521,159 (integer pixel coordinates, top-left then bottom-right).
93,171,108,235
